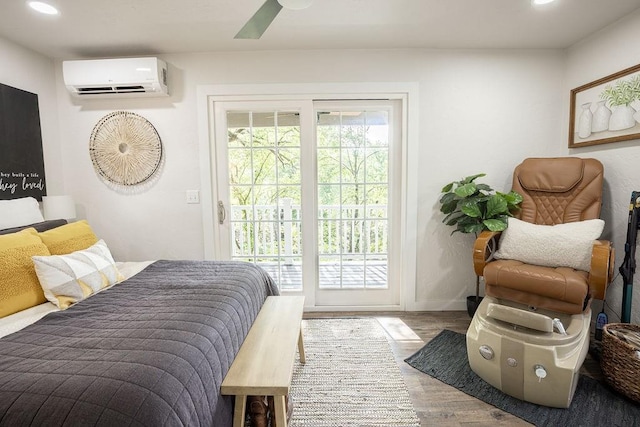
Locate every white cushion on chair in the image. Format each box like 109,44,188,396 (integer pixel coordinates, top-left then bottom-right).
494,217,604,272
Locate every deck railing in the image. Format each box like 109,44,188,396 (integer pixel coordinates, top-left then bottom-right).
230,198,388,261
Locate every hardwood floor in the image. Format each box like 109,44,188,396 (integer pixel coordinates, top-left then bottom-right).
303,311,604,427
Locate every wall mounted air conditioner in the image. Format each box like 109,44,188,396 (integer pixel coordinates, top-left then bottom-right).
62,57,169,98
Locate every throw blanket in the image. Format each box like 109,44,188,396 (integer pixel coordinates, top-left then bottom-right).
0,260,279,427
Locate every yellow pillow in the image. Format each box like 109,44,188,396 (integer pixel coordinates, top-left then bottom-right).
38,220,99,255
0,228,50,318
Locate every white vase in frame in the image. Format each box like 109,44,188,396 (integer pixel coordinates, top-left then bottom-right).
609,105,636,131
578,102,592,139
591,101,611,133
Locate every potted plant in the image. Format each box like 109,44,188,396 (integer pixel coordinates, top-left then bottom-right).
439,173,523,316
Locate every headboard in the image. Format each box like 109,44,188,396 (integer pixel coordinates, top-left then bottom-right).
0,219,67,235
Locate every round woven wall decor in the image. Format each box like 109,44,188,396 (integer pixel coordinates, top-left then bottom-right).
89,111,163,186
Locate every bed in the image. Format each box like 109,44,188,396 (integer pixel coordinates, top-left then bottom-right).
0,201,278,426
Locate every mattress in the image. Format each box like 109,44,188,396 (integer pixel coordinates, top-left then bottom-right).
0,260,278,426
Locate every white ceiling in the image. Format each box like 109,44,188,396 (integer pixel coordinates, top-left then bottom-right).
1,0,640,59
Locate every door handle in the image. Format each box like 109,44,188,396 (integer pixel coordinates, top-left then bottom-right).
218,200,226,224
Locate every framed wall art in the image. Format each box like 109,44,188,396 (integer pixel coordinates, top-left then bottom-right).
569,63,640,148
0,83,46,200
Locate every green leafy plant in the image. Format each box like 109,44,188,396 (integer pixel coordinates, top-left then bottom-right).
600,75,640,107
439,173,523,235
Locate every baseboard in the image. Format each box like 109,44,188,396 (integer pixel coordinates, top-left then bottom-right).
405,299,467,311
302,300,468,312
303,304,404,312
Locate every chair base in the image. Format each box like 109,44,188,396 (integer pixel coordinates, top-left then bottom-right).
466,295,483,318
466,296,591,408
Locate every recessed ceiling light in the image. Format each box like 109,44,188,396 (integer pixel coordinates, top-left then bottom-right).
28,1,59,15
532,0,556,5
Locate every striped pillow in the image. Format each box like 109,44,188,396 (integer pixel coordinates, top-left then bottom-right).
32,239,124,309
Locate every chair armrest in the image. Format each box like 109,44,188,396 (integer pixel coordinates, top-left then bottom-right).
589,240,615,301
473,231,501,276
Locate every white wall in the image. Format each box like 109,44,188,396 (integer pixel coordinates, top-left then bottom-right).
416,50,565,309
55,48,565,309
564,9,640,323
0,36,63,196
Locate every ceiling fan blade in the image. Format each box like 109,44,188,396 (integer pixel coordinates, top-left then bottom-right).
235,0,283,39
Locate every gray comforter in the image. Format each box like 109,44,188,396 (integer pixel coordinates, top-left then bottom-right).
0,260,279,427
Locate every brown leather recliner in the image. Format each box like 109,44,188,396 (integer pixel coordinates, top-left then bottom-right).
473,157,615,315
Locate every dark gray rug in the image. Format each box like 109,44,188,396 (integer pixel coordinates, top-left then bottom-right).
405,329,640,427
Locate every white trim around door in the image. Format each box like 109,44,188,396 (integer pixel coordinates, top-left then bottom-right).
196,82,420,311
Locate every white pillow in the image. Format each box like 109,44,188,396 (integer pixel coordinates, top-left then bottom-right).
0,197,45,229
493,217,605,272
32,239,124,309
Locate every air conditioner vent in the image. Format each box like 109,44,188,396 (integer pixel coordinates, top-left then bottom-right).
78,87,112,93
63,57,169,99
115,86,145,92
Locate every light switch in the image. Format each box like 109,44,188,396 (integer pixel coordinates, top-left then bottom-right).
186,190,200,204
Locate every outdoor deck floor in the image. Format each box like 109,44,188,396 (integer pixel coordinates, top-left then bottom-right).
258,262,387,290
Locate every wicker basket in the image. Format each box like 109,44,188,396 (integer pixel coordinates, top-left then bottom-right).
600,323,640,403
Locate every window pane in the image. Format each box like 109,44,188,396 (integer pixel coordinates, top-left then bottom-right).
319,256,341,289
341,148,365,183
252,149,276,184
365,262,387,289
318,220,340,254
366,219,387,254
342,255,364,288
341,114,365,148
232,222,253,257
228,148,252,184
277,112,300,146
316,113,340,147
227,112,251,148
278,148,300,184
279,257,302,290
317,148,341,183
365,148,388,183
365,111,389,147
318,184,341,207
253,185,279,207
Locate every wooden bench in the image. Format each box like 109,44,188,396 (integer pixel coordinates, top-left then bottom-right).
221,296,305,427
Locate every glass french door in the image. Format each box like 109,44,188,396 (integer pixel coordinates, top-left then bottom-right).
212,100,400,308
213,101,310,292
313,101,399,306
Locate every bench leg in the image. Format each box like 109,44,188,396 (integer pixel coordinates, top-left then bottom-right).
298,328,306,364
233,395,247,427
274,395,287,427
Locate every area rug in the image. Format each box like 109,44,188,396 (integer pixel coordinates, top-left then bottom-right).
289,319,420,427
405,329,640,427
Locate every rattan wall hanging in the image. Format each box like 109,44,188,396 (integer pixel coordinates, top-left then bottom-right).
89,111,163,187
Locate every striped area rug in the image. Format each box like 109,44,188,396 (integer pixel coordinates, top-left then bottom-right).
289,318,420,427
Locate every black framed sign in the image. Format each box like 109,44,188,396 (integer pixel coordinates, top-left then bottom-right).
0,83,46,200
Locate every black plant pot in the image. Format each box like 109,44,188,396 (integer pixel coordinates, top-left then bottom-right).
466,295,484,318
